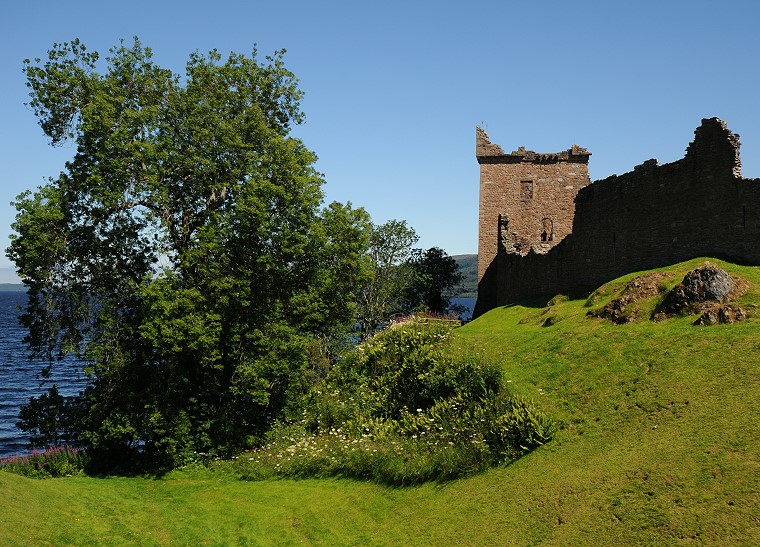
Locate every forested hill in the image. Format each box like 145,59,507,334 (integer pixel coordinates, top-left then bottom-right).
452,254,477,297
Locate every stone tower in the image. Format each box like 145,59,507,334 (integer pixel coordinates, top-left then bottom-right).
474,127,591,316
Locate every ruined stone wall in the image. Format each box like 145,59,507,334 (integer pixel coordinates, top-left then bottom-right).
477,118,760,311
475,128,591,315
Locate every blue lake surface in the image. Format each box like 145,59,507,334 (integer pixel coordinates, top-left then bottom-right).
0,292,86,457
452,297,476,319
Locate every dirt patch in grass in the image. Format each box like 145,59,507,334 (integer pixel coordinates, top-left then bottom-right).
587,272,670,324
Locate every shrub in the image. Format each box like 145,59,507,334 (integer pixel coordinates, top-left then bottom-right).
232,318,556,484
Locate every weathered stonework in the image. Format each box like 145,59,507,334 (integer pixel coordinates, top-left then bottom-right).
474,118,760,316
475,127,591,316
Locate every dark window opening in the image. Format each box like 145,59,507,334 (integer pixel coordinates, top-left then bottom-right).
541,218,554,242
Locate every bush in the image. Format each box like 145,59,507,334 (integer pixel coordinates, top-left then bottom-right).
231,318,556,484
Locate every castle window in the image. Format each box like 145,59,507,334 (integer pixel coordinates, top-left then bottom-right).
520,180,534,200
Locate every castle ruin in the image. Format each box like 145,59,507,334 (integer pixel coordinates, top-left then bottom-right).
474,118,760,317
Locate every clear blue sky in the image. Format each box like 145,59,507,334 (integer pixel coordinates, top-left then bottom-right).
2,0,760,282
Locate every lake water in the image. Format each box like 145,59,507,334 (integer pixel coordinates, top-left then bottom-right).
0,292,87,457
451,297,477,321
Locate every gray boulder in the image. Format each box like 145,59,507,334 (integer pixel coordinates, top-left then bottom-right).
682,264,734,303
659,264,735,315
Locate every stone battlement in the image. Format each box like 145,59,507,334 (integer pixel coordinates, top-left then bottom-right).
476,127,590,164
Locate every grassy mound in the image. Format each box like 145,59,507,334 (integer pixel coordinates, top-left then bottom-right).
452,257,760,542
218,318,554,485
2,257,758,544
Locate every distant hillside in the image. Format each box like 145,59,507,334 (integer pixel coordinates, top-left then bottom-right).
452,254,477,297
0,284,24,292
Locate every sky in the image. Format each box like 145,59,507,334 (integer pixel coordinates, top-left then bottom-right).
1,0,760,283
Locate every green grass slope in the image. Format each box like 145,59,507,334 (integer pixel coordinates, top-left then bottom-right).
2,258,758,545
451,257,760,543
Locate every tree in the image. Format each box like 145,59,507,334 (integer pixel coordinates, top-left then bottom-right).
8,38,371,468
403,247,464,314
355,220,418,339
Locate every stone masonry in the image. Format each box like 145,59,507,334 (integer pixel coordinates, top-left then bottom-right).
474,118,760,317
475,127,591,316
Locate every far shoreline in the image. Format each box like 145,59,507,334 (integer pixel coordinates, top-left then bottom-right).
0,284,25,292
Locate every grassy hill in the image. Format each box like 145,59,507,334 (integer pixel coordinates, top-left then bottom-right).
2,257,758,544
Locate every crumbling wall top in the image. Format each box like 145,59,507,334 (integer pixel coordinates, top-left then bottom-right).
476,126,590,164
685,117,742,177
476,127,506,157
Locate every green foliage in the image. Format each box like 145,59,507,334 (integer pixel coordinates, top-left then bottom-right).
403,247,464,313
16,386,82,449
0,446,88,478
355,220,418,339
9,38,372,470
233,319,555,484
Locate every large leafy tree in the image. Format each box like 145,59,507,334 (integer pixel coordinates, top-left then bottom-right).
8,38,371,468
355,220,418,339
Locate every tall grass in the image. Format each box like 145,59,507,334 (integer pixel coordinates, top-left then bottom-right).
0,446,88,478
